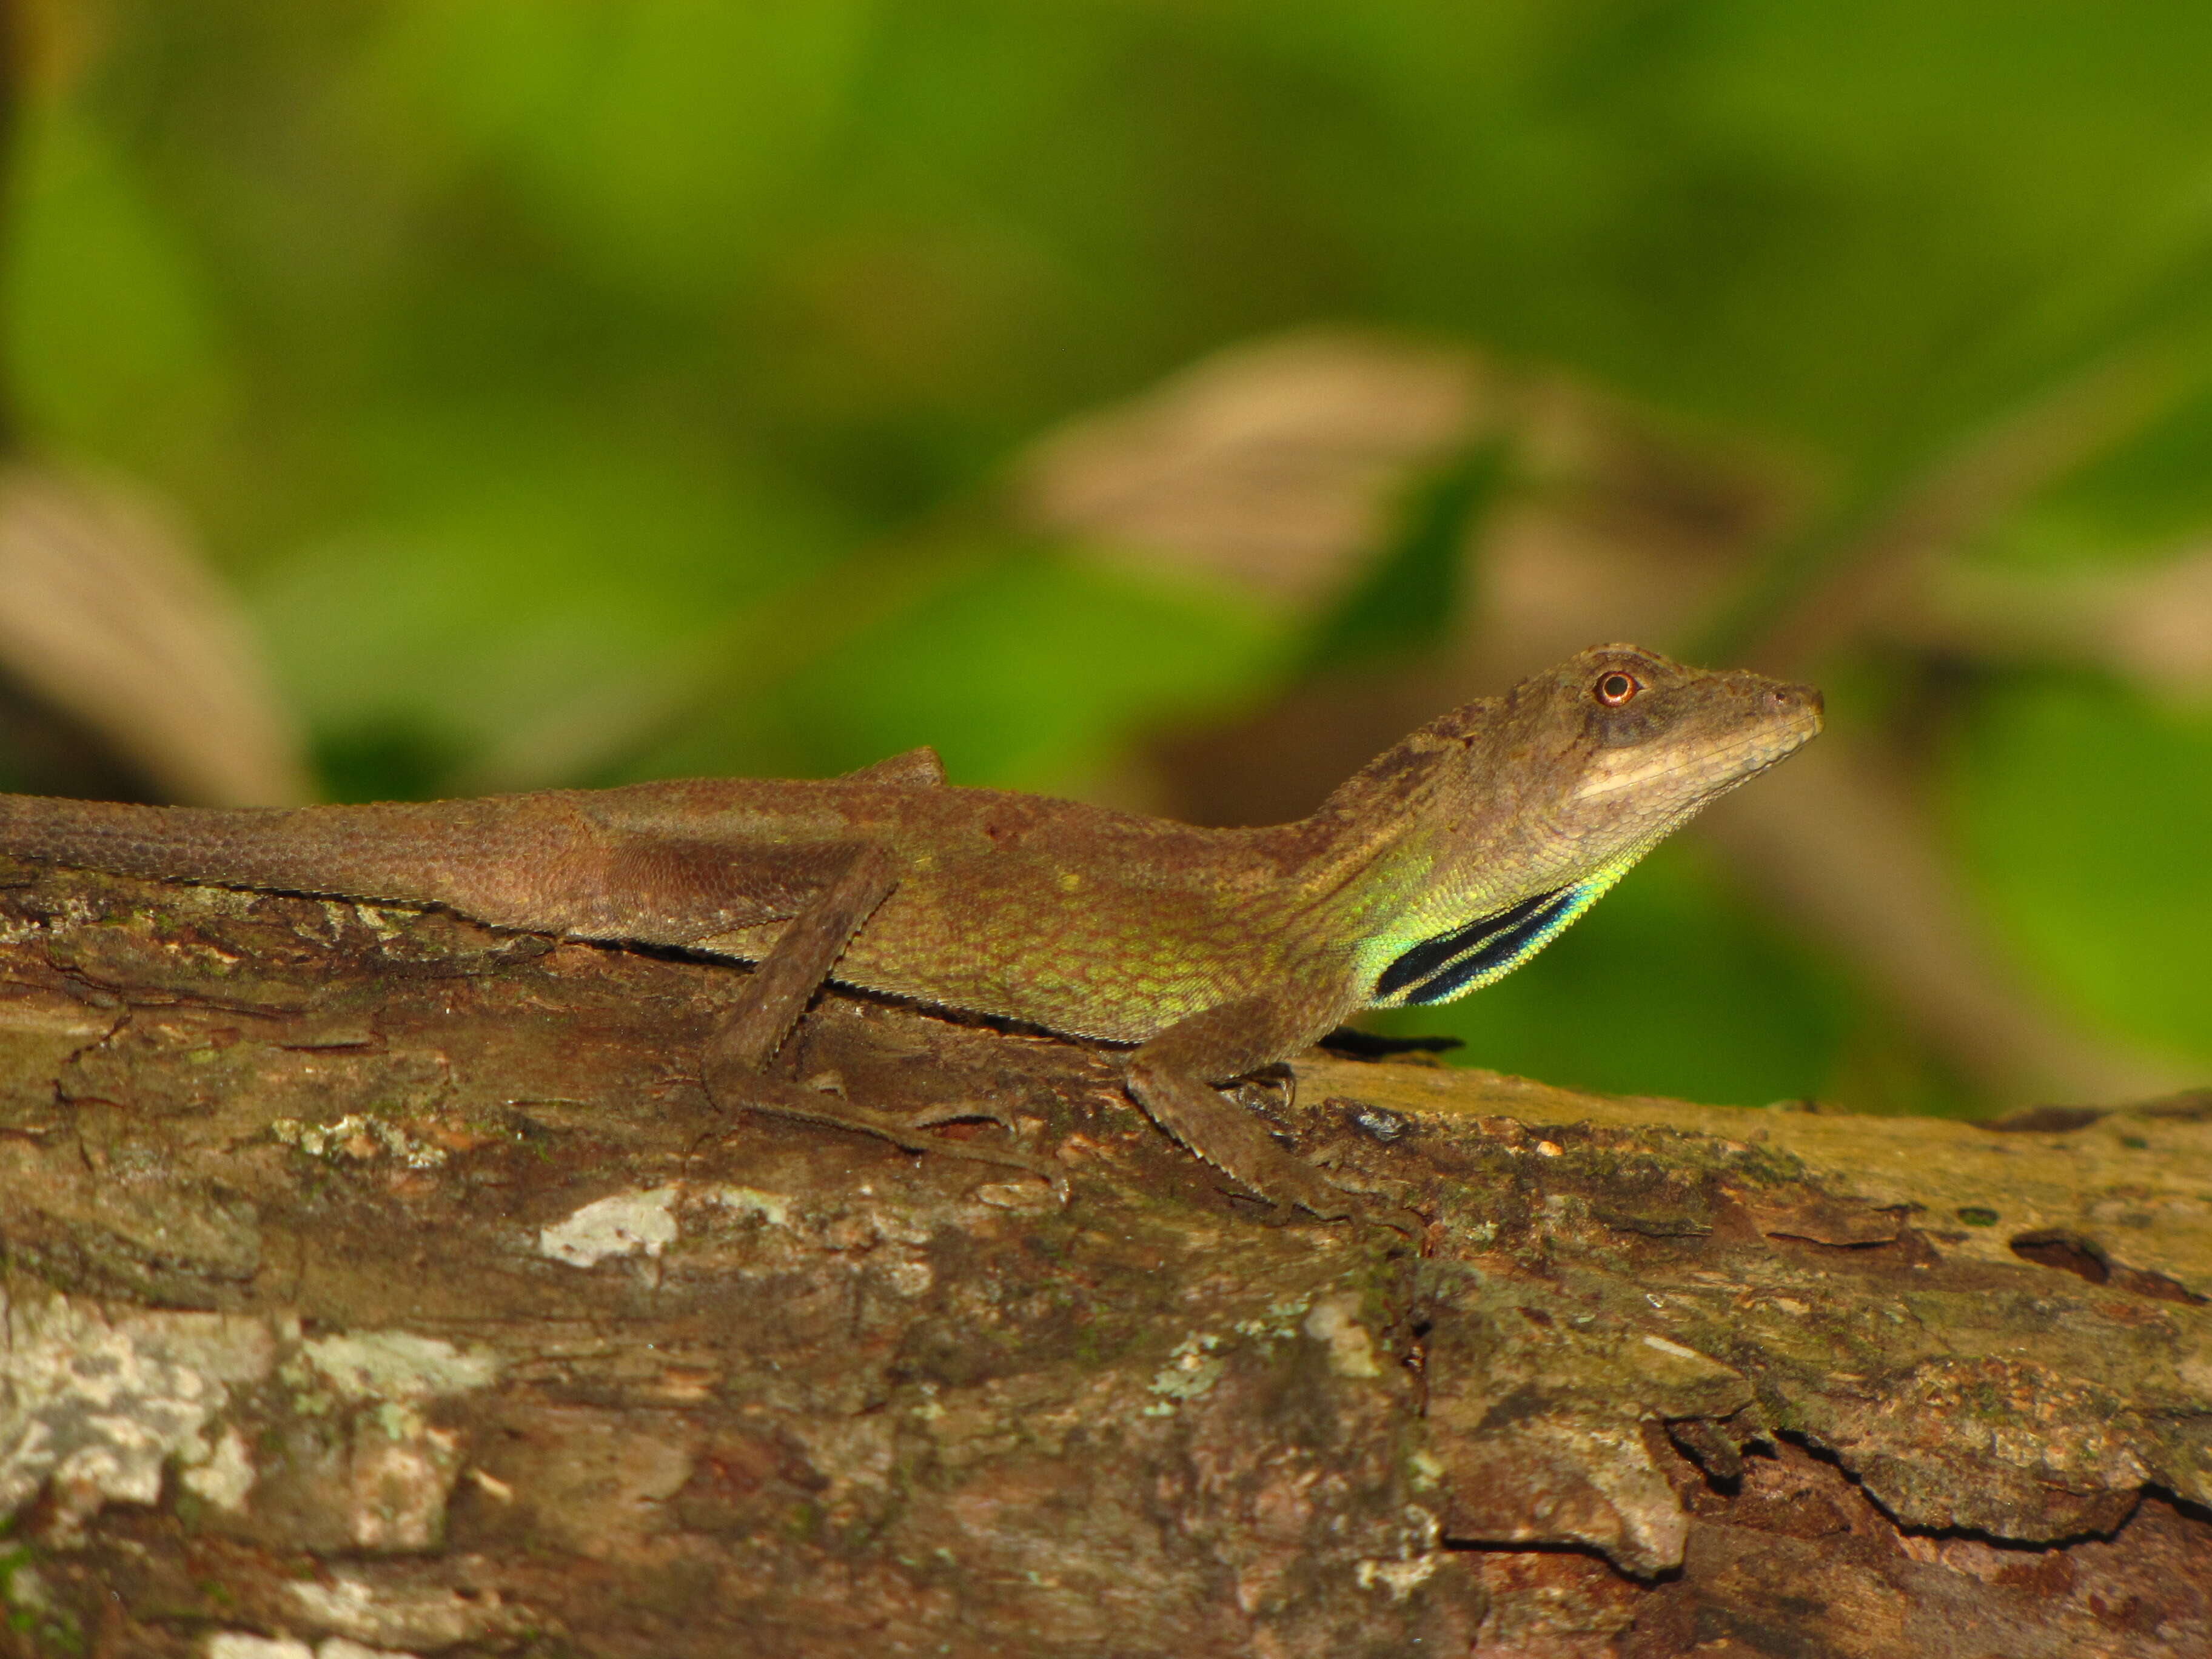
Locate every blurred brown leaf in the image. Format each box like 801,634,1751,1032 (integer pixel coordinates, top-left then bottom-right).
1914,541,2212,703
1020,327,1496,606
0,462,311,805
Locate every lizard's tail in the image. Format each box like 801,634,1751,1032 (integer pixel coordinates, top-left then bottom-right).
0,793,592,928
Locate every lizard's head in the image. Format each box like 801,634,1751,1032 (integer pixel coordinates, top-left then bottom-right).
1341,643,1822,1008
1496,642,1824,861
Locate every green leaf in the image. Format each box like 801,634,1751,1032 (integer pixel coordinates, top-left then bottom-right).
732,549,1285,788
383,0,876,300
1,102,240,475
1951,671,2212,1066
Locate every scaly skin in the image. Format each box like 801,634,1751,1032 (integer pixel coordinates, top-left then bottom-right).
0,645,1822,1222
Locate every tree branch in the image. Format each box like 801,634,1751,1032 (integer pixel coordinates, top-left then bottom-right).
0,863,2207,1657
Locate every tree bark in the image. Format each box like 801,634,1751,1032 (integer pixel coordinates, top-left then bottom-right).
0,859,2206,1658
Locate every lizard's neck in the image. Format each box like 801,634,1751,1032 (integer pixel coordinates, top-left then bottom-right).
1262,712,1633,1008
1261,726,1472,934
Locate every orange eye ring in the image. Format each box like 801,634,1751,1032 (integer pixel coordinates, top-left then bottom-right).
1594,671,1641,707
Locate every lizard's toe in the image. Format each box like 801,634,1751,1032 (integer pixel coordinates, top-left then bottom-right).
900,1100,1019,1133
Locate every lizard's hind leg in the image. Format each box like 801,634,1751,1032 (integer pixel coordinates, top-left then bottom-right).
700,845,1063,1191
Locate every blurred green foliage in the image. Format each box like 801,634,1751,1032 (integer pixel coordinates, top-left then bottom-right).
5,0,2210,1108
1954,673,2212,1063
1297,444,1502,679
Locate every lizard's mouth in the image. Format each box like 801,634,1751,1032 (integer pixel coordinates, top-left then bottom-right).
1569,700,1824,806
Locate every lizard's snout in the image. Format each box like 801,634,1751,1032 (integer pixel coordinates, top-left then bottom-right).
1769,680,1823,732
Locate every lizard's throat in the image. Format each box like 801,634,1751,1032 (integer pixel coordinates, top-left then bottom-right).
1362,856,1639,1010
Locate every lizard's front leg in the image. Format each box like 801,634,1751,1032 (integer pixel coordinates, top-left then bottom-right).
1124,995,1419,1233
700,846,1062,1188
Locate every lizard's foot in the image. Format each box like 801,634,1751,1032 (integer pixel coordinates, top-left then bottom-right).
897,1098,1022,1133
1346,1195,1430,1244
799,1070,1030,1138
1124,1052,1375,1225
712,1068,1067,1198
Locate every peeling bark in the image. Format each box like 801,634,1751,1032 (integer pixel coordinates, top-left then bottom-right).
0,860,2206,1658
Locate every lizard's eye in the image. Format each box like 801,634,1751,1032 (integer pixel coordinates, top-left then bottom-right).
1594,671,1641,707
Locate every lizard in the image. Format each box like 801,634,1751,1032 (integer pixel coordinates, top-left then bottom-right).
0,643,1819,1223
